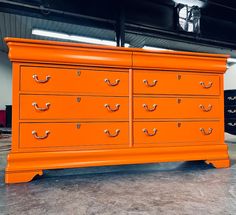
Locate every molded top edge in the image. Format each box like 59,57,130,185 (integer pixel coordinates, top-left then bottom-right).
5,37,230,59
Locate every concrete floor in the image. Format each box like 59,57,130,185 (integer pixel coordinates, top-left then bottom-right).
0,138,236,215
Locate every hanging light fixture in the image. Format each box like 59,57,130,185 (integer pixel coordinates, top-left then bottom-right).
32,29,130,47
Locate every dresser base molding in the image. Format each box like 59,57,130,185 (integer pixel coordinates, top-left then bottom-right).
5,144,230,183
5,170,43,184
205,159,230,168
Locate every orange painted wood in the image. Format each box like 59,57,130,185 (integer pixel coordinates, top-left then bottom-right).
5,37,228,72
134,97,220,119
133,52,228,72
134,121,220,144
20,95,128,120
205,159,230,168
20,66,129,95
5,38,230,183
6,39,133,68
5,144,229,183
5,170,43,184
20,122,129,149
134,70,220,95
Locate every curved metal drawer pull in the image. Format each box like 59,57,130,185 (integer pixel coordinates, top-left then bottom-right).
104,129,120,137
199,81,213,89
104,78,120,86
142,128,158,136
228,109,236,114
32,102,50,111
104,104,120,112
32,74,51,83
143,104,158,112
199,104,212,112
32,130,50,139
200,128,213,135
228,122,236,127
143,79,158,87
228,96,236,101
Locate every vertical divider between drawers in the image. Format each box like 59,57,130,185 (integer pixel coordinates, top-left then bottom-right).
129,68,133,147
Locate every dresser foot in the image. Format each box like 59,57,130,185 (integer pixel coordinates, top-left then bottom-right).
5,170,43,184
205,159,230,168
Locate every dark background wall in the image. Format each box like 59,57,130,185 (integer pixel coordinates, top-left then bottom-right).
0,0,236,49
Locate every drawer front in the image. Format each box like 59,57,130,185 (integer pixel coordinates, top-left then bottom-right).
20,122,129,148
225,105,236,118
134,71,220,95
20,66,128,95
225,119,236,135
225,90,236,106
134,97,220,119
134,121,220,144
20,95,128,120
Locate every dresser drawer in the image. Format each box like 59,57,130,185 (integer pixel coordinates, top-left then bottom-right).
225,105,236,118
225,119,236,135
134,97,220,119
20,66,128,95
134,121,220,144
134,70,220,95
20,95,128,120
224,90,236,106
20,122,129,149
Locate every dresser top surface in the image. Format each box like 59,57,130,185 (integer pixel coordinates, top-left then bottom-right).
5,37,229,59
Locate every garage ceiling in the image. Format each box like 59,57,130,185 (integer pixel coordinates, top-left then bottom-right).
0,11,234,57
0,12,116,52
1,0,236,57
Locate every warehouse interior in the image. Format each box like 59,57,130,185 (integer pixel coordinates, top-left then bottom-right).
1,0,236,214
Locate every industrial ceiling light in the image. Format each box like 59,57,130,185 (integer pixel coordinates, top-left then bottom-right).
176,4,201,33
173,0,207,34
32,29,130,47
143,46,172,51
172,0,207,8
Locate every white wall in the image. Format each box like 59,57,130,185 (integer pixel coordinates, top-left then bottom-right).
224,64,236,90
0,51,12,110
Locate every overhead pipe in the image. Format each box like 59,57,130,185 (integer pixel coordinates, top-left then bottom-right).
0,0,115,24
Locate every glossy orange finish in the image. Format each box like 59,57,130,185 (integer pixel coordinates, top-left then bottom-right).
20,66,129,95
134,97,220,119
134,121,220,144
133,52,228,72
20,122,129,149
134,70,220,95
20,95,128,120
5,38,230,183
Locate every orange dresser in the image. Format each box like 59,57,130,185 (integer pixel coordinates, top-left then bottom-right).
5,38,230,183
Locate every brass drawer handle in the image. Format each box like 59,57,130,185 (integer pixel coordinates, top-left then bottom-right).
228,109,236,114
104,104,120,112
143,104,158,112
143,79,158,87
32,130,50,139
32,102,50,111
200,81,213,89
32,74,51,83
142,128,158,136
200,128,213,135
199,104,212,112
104,129,120,137
228,123,236,127
228,96,236,101
104,78,120,86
